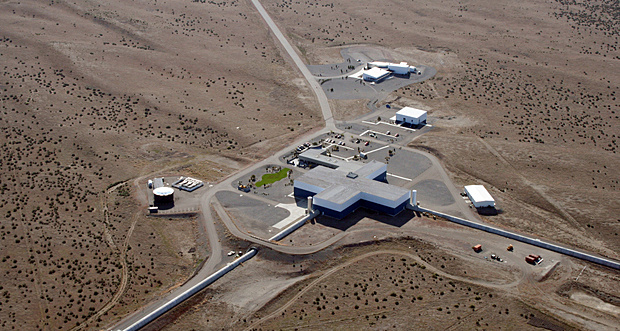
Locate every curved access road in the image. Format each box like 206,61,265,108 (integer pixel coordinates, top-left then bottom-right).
112,1,342,328
250,0,335,130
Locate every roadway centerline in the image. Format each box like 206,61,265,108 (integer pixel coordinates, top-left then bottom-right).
387,173,412,181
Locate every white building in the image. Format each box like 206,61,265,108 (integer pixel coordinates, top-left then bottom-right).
464,185,495,208
388,62,411,75
395,107,427,125
362,67,391,82
294,161,411,219
368,61,390,68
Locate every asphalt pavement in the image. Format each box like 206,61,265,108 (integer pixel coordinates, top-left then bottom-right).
111,1,338,328
250,0,335,130
110,0,613,329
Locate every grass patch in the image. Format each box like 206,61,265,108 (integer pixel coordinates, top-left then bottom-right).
255,168,290,187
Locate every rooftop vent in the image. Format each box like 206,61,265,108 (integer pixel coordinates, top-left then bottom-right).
346,172,358,179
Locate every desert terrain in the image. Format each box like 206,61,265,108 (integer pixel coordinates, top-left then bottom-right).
161,0,618,329
0,0,618,330
261,0,619,256
0,0,318,329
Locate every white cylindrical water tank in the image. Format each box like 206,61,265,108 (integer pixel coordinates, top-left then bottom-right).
307,196,313,212
410,190,417,206
154,187,174,204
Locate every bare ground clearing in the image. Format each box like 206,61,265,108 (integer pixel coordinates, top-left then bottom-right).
161,238,619,330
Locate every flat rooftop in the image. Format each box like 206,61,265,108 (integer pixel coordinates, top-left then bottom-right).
363,67,391,79
298,161,409,205
397,107,427,118
299,148,366,174
464,185,495,203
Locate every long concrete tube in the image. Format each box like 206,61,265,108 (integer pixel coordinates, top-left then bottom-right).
120,248,259,331
269,210,320,242
417,207,620,270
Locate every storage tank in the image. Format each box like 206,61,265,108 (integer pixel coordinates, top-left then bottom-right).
153,187,174,204
307,196,313,213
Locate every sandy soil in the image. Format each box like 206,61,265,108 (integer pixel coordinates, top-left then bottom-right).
261,0,619,255
0,0,321,329
1,0,618,329
160,237,620,330
163,0,619,330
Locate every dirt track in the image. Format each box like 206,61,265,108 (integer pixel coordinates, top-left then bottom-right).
1,0,618,329
245,249,526,330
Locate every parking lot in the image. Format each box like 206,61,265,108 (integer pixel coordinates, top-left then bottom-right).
215,190,300,239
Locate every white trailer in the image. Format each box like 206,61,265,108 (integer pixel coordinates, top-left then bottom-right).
368,61,390,68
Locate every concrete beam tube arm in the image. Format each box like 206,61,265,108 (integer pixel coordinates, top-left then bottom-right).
416,207,620,270
121,247,259,331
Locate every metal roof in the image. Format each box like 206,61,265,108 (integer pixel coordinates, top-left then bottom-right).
296,162,409,205
362,67,391,79
464,185,494,203
153,187,174,196
396,107,427,119
299,148,366,174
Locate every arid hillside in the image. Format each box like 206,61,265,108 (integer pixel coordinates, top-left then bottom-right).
0,0,318,329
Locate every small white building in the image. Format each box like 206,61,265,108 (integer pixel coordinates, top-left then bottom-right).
388,62,411,75
362,67,391,82
395,107,427,125
464,185,495,208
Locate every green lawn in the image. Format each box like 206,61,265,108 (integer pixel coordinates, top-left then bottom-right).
255,168,291,187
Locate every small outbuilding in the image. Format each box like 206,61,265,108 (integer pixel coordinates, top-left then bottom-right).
153,177,164,189
362,67,391,82
464,185,495,208
395,107,427,125
388,62,411,75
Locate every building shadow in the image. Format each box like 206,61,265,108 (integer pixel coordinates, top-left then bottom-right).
398,121,427,130
153,201,175,210
392,72,411,79
476,206,500,216
316,207,415,231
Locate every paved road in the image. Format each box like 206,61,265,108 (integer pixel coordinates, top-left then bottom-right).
112,1,339,329
250,0,335,130
111,0,615,328
311,65,365,79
